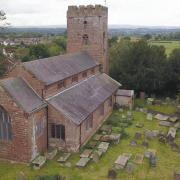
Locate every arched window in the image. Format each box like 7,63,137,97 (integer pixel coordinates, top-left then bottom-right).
83,20,87,28
0,106,12,141
82,34,89,45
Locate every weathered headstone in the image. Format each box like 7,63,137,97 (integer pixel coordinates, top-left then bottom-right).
80,149,92,158
149,154,156,167
107,169,117,179
159,121,172,127
155,114,169,121
146,113,153,121
136,123,144,128
174,122,180,129
98,142,110,153
167,127,176,141
57,153,71,163
134,154,144,164
32,156,46,170
45,148,57,160
91,149,103,162
93,134,102,141
76,157,90,167
169,116,178,123
114,155,129,169
130,140,137,147
144,129,153,140
147,98,154,105
144,149,156,159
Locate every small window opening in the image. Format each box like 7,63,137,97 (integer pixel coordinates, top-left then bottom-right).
82,34,89,45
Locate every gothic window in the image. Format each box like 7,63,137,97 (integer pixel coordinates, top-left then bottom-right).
0,106,12,141
51,124,65,140
82,34,89,45
84,20,87,28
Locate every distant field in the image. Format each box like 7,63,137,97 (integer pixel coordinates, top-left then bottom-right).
149,40,180,56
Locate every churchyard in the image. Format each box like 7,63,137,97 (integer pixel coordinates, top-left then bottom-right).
0,98,180,180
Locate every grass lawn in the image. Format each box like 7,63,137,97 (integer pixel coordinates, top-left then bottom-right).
0,101,179,180
149,40,180,56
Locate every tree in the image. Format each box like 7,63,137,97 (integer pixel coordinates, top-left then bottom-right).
0,10,9,30
0,49,6,76
110,40,167,95
165,49,180,94
29,44,50,59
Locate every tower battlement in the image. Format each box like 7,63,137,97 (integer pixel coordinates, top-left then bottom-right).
67,5,108,17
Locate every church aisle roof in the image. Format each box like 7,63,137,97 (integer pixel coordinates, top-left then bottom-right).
23,52,99,85
48,73,121,125
0,77,46,114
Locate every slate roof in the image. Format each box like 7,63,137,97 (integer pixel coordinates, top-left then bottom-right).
48,73,121,125
0,77,46,114
23,52,99,85
116,89,134,97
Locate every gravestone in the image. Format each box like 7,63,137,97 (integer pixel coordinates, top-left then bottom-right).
149,154,156,167
80,149,92,158
122,153,132,160
126,162,134,174
32,156,46,170
152,130,159,138
93,134,102,141
98,142,110,153
176,106,180,115
167,127,176,141
107,169,117,179
155,114,169,121
57,153,71,163
100,125,112,135
115,155,129,169
45,148,57,160
76,157,90,167
146,113,153,121
174,122,180,129
135,132,142,140
159,136,167,143
169,116,178,123
147,98,154,105
130,140,137,147
134,154,144,164
136,123,144,128
144,149,156,159
159,121,172,127
144,129,153,140
91,149,103,162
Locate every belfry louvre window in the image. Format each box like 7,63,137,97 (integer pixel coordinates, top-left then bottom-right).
51,124,65,140
0,106,12,141
82,34,89,45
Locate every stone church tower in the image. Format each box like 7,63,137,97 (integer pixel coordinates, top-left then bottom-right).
67,5,109,74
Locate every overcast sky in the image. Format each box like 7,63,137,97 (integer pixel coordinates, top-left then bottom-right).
1,0,180,27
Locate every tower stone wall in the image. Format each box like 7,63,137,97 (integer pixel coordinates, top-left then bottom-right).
67,5,109,74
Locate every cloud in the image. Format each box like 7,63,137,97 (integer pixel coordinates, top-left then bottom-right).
0,0,180,26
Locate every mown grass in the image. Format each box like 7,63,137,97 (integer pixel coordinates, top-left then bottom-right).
0,102,179,180
149,40,180,56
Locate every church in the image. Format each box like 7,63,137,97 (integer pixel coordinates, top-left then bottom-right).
0,5,120,163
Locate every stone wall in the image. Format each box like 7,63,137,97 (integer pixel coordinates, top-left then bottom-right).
67,5,109,74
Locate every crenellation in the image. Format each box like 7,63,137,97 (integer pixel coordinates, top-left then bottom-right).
67,5,107,17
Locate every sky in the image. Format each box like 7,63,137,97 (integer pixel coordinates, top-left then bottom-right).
1,0,180,27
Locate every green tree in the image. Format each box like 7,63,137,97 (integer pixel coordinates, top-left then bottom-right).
165,49,180,94
29,44,50,59
110,40,167,95
0,49,6,76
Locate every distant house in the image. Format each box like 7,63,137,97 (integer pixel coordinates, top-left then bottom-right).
116,89,134,109
0,5,121,163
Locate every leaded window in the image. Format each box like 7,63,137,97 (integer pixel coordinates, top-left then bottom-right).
0,106,12,141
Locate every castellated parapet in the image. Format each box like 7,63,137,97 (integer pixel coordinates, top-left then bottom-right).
67,5,108,17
